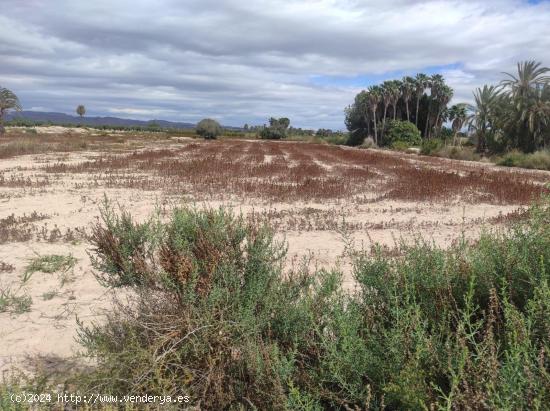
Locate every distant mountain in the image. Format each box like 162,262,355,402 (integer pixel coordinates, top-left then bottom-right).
6,111,197,129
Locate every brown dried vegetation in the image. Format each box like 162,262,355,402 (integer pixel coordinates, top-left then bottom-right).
42,139,548,204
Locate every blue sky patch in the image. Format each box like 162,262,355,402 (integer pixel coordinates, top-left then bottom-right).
309,63,462,89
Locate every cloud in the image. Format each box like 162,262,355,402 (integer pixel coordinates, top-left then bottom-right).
0,0,549,129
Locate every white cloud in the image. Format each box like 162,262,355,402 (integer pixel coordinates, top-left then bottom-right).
0,0,549,129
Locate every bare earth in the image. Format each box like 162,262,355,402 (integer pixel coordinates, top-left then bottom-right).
1,129,549,374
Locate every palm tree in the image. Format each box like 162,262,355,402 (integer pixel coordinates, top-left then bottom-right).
521,88,550,148
425,74,444,138
0,86,22,134
501,60,550,151
467,85,500,152
433,84,453,138
388,80,402,120
449,104,468,145
501,60,550,100
401,76,415,122
414,73,429,128
380,81,393,138
367,86,381,145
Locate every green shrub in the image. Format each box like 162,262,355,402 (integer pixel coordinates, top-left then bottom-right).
196,118,222,139
66,195,550,409
321,133,347,145
497,150,550,171
435,145,480,161
345,129,366,146
383,120,421,147
259,117,290,140
420,138,443,155
391,141,410,151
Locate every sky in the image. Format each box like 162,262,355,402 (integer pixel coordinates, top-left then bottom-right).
1,0,549,130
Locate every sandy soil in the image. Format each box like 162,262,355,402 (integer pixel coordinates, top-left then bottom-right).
1,132,547,374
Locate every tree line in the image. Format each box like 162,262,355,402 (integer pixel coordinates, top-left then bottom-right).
344,73,462,146
469,61,550,153
345,60,550,153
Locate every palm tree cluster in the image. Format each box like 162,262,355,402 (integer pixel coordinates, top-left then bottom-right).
345,73,456,145
468,60,550,153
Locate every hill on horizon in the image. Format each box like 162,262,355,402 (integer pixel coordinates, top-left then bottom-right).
6,110,199,129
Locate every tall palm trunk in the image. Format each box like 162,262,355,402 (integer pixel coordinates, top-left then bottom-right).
382,104,388,139
434,109,441,138
371,108,378,144
405,100,410,122
424,98,432,138
364,113,370,137
393,105,397,120
0,108,5,133
415,96,421,127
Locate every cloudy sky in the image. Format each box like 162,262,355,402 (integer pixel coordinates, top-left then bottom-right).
1,0,549,129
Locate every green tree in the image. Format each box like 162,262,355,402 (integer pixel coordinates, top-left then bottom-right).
401,76,415,122
380,81,393,138
414,73,429,129
368,86,381,145
500,60,550,152
433,84,453,137
448,104,468,145
388,80,402,120
0,86,22,134
260,117,291,139
467,85,500,152
76,105,86,118
424,74,442,138
196,118,222,139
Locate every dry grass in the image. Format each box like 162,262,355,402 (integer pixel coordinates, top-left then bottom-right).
41,139,549,205
0,212,49,244
0,130,172,159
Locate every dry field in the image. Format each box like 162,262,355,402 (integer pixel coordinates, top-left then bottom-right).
1,128,549,375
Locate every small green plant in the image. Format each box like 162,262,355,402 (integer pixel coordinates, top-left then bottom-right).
23,254,77,282
0,288,32,314
41,290,59,301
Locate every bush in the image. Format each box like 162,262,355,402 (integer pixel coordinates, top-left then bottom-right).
345,129,366,146
391,141,410,151
322,133,347,145
259,117,290,140
420,138,443,155
497,150,550,171
66,196,550,409
196,118,222,139
383,120,421,147
359,136,377,149
434,145,480,161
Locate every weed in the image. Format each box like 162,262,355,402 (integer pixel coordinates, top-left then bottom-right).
0,289,32,314
0,261,15,273
0,212,50,244
41,290,59,301
23,254,77,282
